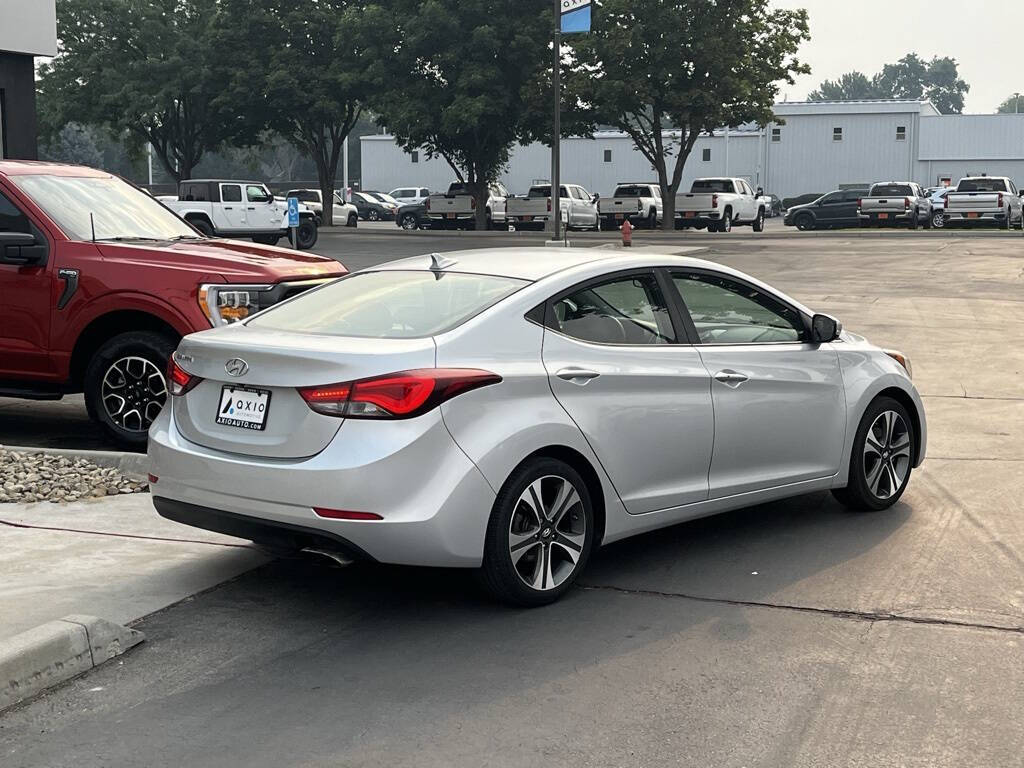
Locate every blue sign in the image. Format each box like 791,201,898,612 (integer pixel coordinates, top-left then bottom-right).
560,0,591,34
286,197,300,228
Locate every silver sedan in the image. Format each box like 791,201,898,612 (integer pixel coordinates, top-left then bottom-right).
150,249,926,606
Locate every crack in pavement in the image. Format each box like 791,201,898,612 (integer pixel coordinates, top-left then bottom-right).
579,583,1024,635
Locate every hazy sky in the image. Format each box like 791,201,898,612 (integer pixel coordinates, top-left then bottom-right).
771,0,1024,112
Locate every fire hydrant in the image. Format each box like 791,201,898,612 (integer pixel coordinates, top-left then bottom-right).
621,218,633,247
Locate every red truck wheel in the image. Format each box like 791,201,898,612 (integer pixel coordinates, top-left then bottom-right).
84,331,177,448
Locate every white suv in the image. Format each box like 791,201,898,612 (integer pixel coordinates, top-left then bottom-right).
389,186,431,205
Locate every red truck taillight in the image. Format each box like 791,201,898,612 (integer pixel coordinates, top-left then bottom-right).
904,197,911,210
997,193,1004,208
712,194,718,209
856,198,862,210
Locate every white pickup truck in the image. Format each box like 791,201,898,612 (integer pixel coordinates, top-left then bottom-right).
423,181,509,229
284,188,359,228
857,182,932,229
676,177,764,232
942,177,1024,229
506,183,599,230
598,183,663,230
163,179,319,249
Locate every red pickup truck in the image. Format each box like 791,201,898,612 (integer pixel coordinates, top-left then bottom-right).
0,161,346,447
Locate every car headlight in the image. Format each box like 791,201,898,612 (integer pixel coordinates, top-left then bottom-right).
884,349,913,379
199,283,274,326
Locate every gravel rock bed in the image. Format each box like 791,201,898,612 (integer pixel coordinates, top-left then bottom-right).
0,448,148,504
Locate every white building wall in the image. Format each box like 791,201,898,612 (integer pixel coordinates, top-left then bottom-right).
361,101,1024,203
0,0,57,56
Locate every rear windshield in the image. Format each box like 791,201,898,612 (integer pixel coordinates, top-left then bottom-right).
870,184,913,197
691,179,735,194
612,185,651,198
247,270,527,338
957,178,1007,193
528,186,567,198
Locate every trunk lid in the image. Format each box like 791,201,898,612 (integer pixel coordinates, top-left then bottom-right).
172,325,436,458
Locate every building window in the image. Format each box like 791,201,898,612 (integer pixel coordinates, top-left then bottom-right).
833,127,843,142
603,149,612,163
702,148,711,162
771,128,781,143
411,150,419,163
896,126,907,141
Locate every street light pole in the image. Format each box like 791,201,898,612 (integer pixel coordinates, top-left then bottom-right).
551,0,562,242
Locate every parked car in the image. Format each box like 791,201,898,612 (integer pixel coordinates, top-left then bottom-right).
942,176,1024,229
389,186,431,206
424,181,510,229
151,248,925,606
395,202,431,230
351,191,397,221
858,182,932,229
598,182,663,230
760,193,784,217
928,188,951,228
506,183,600,231
0,161,346,447
784,189,869,231
676,177,765,233
284,189,358,228
164,179,319,249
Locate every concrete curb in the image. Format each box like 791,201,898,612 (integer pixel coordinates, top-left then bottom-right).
0,445,149,479
0,615,144,712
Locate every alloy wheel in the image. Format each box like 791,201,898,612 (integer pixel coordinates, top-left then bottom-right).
101,356,167,433
508,475,586,591
863,410,912,500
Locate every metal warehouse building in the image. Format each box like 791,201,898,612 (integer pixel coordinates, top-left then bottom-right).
361,100,1024,201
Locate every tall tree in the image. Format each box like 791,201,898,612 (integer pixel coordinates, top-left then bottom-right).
997,94,1024,114
38,0,243,182
809,54,969,114
567,0,810,230
361,0,552,229
807,72,881,101
214,0,370,225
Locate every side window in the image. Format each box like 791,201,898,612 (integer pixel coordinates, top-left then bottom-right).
550,274,675,346
246,185,271,203
820,192,842,205
0,190,30,233
221,185,242,203
841,190,863,202
672,272,807,344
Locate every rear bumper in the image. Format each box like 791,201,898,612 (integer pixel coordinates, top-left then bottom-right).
148,406,496,567
942,211,1006,223
858,211,916,223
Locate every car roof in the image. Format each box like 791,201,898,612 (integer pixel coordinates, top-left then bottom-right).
0,160,112,178
366,248,743,284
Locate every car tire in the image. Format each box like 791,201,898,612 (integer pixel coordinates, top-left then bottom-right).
931,211,945,229
252,234,280,246
186,216,214,237
294,219,318,249
752,209,765,232
479,457,595,607
795,213,814,232
1000,211,1010,230
910,212,919,230
367,209,380,221
347,213,358,228
399,213,419,230
84,331,177,449
832,396,915,512
719,210,732,233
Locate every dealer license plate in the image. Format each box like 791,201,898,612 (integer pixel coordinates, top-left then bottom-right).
685,211,696,218
216,386,271,431
966,212,979,219
446,213,456,219
878,213,889,220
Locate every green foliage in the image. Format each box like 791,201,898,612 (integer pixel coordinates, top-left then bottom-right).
39,0,244,181
567,0,810,228
360,0,553,227
808,54,969,114
213,0,372,224
39,123,104,168
996,94,1024,114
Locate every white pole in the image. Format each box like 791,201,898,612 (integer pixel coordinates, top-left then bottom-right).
342,136,349,202
147,143,153,186
724,127,730,176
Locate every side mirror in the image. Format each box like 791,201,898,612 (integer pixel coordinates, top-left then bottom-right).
756,187,764,197
592,193,600,202
811,313,842,343
0,232,46,266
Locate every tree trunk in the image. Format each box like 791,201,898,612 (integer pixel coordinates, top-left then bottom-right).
315,152,335,227
469,179,490,231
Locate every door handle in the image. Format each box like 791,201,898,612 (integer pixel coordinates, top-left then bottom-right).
556,367,601,384
224,206,234,210
247,206,256,211
713,370,749,387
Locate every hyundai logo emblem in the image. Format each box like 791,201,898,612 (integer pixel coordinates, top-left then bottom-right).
224,358,249,377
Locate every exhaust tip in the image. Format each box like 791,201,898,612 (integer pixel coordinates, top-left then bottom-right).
300,547,355,568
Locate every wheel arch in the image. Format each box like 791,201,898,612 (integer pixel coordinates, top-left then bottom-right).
70,311,182,389
183,212,214,228
515,445,607,547
874,386,924,468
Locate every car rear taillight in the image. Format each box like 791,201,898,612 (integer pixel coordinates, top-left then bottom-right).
314,508,383,521
298,369,501,419
904,197,910,210
856,198,862,209
424,197,430,211
167,357,201,396
997,193,1003,207
712,194,719,209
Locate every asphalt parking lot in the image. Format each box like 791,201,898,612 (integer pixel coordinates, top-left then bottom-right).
1,226,1021,766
